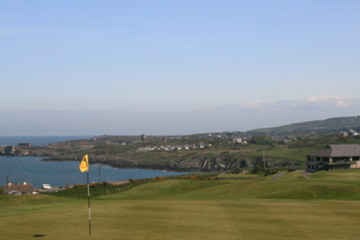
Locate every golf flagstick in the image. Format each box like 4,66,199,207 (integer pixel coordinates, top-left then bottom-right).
80,154,92,236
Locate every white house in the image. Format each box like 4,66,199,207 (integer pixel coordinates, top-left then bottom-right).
233,138,242,144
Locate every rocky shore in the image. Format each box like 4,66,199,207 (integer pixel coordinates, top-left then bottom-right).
41,156,251,172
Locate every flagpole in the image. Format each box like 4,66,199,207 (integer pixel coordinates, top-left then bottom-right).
87,171,92,236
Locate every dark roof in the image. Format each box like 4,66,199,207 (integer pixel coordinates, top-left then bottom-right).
3,183,35,193
307,144,360,157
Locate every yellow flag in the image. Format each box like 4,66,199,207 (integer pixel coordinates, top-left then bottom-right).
79,154,89,172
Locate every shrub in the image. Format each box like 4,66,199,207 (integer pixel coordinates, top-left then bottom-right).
287,168,296,172
248,166,278,176
265,168,278,176
89,183,98,188
249,136,273,145
230,168,243,174
156,177,164,181
188,175,202,180
102,181,109,187
250,166,263,174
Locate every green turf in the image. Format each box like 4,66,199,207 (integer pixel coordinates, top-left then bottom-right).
217,174,260,179
2,170,360,239
48,182,145,198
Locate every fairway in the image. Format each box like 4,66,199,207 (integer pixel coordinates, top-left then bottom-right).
2,171,360,239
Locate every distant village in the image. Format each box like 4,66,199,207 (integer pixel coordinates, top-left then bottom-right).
137,134,248,152
1,128,359,156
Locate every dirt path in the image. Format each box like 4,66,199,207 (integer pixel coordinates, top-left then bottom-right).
302,172,311,180
269,171,286,181
109,180,129,185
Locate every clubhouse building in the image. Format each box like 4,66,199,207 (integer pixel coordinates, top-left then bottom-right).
306,144,360,172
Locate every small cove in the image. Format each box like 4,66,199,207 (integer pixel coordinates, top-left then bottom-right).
0,156,194,188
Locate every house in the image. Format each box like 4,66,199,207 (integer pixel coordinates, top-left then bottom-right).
4,146,16,155
190,144,197,149
18,143,32,147
349,130,359,136
341,131,349,137
233,138,242,144
306,144,360,172
3,181,36,195
221,135,229,140
42,184,52,189
173,145,182,151
340,130,359,137
197,142,205,148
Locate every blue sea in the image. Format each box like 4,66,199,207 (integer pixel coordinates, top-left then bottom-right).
0,136,94,146
0,136,195,188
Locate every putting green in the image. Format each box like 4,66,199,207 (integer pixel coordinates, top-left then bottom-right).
1,171,360,240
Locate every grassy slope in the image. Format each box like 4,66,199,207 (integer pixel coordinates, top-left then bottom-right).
248,116,360,134
2,171,360,239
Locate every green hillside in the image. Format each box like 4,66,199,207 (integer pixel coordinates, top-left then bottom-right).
249,116,360,135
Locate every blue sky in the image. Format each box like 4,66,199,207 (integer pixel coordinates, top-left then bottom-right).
1,0,360,135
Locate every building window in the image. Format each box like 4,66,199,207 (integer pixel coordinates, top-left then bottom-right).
312,165,314,169
353,157,359,161
308,165,310,169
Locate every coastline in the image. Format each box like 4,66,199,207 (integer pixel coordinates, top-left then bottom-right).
41,157,206,173
0,156,198,188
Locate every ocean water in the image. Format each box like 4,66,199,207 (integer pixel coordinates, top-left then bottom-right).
0,156,194,188
0,136,195,188
0,136,94,146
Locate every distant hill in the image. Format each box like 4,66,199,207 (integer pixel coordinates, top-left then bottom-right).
247,116,360,135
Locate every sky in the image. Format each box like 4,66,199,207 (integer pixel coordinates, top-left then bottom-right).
1,0,360,135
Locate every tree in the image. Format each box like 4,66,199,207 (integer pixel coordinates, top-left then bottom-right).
249,135,273,145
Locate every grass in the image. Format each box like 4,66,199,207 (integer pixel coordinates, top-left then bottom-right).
217,174,260,179
48,181,146,198
2,170,360,239
241,147,319,165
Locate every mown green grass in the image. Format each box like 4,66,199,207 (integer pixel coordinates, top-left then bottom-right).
2,170,360,239
217,174,260,179
48,182,145,198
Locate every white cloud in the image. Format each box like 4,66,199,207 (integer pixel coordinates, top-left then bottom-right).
240,100,264,108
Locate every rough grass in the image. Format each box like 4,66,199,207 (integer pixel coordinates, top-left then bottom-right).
2,170,360,239
242,147,319,164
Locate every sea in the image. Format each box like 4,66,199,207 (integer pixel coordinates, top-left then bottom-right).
0,136,195,188
0,136,94,146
